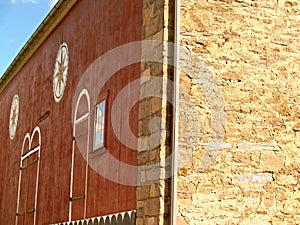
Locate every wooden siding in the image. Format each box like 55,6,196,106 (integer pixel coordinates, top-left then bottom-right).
0,0,142,224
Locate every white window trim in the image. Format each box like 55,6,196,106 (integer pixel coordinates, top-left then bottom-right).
16,126,41,225
70,89,90,221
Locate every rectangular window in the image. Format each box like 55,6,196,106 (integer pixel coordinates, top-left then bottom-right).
94,100,106,150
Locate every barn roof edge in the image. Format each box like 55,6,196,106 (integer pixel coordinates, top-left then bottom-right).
0,0,78,94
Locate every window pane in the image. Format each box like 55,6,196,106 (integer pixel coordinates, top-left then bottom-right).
99,131,104,145
94,100,106,149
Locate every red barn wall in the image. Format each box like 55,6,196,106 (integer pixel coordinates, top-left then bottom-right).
0,0,142,224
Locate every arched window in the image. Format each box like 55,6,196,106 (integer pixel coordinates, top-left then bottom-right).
70,89,90,221
16,127,41,225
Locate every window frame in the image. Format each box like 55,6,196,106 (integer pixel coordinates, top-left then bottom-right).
92,91,109,152
70,88,90,220
16,126,41,225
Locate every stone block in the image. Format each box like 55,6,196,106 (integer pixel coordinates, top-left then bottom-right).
232,151,250,163
150,183,160,197
146,216,159,225
262,194,276,209
233,173,274,184
276,174,298,185
137,186,150,200
177,217,189,225
145,198,160,216
261,152,285,172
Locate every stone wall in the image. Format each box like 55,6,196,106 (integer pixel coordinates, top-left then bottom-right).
178,0,300,224
137,0,175,225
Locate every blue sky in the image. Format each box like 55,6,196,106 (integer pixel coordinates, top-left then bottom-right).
0,0,59,77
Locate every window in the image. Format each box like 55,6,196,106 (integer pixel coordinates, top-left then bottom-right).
16,127,41,225
94,100,106,150
70,88,90,220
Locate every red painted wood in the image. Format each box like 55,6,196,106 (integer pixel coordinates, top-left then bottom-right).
25,212,34,225
0,0,142,224
26,152,39,211
19,158,28,217
71,145,86,220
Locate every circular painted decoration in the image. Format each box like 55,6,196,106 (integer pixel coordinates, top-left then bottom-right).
9,95,19,139
53,42,69,102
